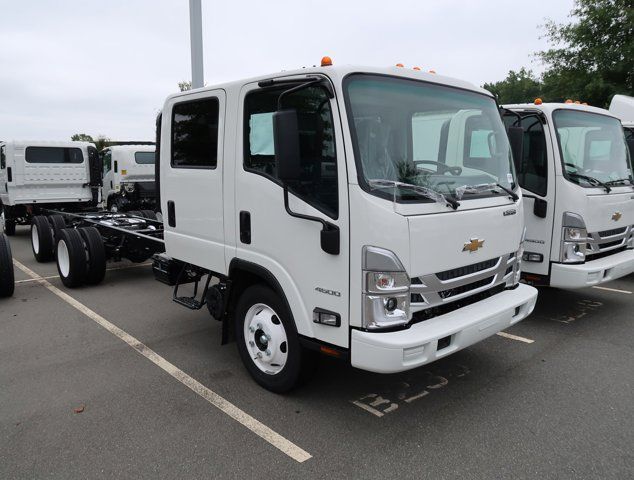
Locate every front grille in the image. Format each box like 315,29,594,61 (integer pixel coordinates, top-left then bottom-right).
412,284,506,324
436,258,498,281
598,239,622,250
438,276,494,299
598,227,626,238
587,246,627,261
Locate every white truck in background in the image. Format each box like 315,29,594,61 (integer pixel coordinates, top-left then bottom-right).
0,140,102,235
151,62,538,392
502,101,634,288
609,94,634,157
101,144,157,212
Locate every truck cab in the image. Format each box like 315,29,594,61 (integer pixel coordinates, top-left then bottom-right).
503,102,634,288
102,145,156,212
0,140,101,235
157,64,538,391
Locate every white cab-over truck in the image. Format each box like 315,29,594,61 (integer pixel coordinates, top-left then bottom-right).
102,145,157,212
153,63,538,392
0,140,102,235
609,94,634,157
502,102,634,288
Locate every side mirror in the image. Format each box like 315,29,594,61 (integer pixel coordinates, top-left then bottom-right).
533,198,547,218
507,126,524,172
273,109,301,183
627,138,634,160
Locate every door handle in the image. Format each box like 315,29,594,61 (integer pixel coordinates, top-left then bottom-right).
240,211,251,244
167,200,176,227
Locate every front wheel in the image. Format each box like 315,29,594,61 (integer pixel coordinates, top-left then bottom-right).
235,285,315,392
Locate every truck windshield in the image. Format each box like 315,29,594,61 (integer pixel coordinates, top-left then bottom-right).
553,110,633,187
344,74,516,202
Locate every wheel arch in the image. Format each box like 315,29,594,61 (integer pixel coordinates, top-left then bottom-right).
227,258,299,334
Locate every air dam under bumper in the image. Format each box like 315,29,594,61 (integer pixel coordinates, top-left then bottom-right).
351,283,538,374
550,249,634,289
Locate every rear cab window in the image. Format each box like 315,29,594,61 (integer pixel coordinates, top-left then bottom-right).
171,98,219,169
25,146,84,164
135,152,156,164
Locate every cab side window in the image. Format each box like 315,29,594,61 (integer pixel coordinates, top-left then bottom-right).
103,150,112,173
171,97,219,169
518,116,548,196
243,85,338,218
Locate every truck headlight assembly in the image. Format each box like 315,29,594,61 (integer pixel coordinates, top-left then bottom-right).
560,212,587,264
123,183,135,193
362,246,411,330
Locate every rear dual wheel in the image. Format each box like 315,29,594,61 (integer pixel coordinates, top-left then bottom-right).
0,233,15,298
31,214,67,263
56,227,106,288
31,215,54,262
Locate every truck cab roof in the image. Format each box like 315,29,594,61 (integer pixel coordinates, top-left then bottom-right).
503,102,617,118
1,140,96,148
164,64,494,103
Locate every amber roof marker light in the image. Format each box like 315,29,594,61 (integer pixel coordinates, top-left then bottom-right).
321,56,333,67
534,98,543,105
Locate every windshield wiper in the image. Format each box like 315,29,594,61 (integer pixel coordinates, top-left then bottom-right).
368,179,460,210
455,182,518,201
604,177,633,187
567,172,611,193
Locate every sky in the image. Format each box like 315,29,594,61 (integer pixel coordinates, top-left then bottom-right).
0,0,575,141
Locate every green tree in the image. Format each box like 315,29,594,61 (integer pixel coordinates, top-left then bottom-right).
93,135,111,151
483,68,543,104
71,133,94,142
178,81,192,92
536,0,633,107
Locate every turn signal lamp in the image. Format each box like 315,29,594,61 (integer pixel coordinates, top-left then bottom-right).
321,56,332,67
121,169,127,175
534,98,543,105
396,63,404,67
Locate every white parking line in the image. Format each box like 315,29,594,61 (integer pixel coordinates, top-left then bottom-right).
591,286,632,294
496,331,535,344
14,262,151,284
12,259,312,464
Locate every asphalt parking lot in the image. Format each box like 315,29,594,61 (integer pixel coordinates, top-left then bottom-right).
1,226,633,479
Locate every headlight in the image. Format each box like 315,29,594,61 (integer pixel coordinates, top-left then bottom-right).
124,183,135,193
560,212,587,263
362,246,410,330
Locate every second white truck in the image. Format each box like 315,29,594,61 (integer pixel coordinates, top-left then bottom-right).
503,101,634,288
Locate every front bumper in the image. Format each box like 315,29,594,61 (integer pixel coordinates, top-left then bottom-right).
550,248,634,289
350,283,538,373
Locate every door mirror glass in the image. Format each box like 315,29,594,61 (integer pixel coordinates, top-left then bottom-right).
507,126,524,172
533,197,547,218
273,109,302,183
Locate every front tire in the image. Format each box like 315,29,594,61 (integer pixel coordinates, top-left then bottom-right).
0,233,15,298
235,284,314,392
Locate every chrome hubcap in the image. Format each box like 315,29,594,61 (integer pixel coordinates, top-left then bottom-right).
243,303,288,375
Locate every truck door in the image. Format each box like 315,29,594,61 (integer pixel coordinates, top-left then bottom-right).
0,144,7,195
234,79,350,349
87,146,102,204
162,89,226,274
101,149,113,206
514,114,557,277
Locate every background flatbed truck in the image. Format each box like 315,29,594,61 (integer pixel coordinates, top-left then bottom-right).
0,140,102,236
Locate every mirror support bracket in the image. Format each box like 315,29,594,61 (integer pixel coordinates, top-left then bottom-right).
283,187,340,255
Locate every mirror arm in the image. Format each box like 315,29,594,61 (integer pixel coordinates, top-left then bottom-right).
283,186,331,230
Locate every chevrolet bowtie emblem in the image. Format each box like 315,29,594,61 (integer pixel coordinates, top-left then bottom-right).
612,211,622,221
463,238,484,253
